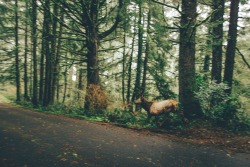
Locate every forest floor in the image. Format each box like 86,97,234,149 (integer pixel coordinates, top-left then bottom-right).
0,99,250,166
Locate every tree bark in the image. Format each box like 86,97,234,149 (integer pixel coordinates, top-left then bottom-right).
141,7,151,95
55,10,64,102
39,20,46,103
23,0,30,101
51,1,59,104
43,0,52,106
15,0,21,102
211,0,225,83
31,0,38,106
179,0,201,118
126,29,136,111
77,64,84,100
223,0,240,94
84,0,123,110
132,0,143,104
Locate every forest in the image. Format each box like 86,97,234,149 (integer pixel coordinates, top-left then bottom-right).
0,0,250,130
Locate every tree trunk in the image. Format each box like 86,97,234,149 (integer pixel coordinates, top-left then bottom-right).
62,67,68,104
31,0,38,106
77,65,84,100
15,0,21,102
84,0,100,87
179,0,201,118
43,0,52,106
122,24,127,106
132,0,143,105
203,25,212,75
55,11,64,102
51,1,59,104
86,38,99,85
23,0,29,101
141,7,151,95
126,30,136,111
211,0,225,83
223,0,240,94
84,33,100,110
83,0,123,110
39,21,46,103
84,0,102,110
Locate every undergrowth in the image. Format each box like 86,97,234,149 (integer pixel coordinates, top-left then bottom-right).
5,96,250,132
195,79,250,131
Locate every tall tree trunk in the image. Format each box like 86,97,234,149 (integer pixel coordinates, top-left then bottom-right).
132,0,143,105
141,7,151,95
77,64,84,100
122,23,127,106
84,31,100,110
211,0,225,83
223,0,240,94
31,0,38,106
43,0,52,106
39,23,46,103
55,11,64,102
83,0,123,110
86,36,99,85
179,0,201,118
84,0,102,110
62,67,68,104
15,0,21,102
51,0,59,104
126,29,136,111
203,25,212,75
24,0,29,101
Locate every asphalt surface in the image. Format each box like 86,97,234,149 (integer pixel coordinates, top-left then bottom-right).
0,100,249,167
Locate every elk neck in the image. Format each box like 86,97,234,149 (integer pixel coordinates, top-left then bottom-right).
141,99,153,113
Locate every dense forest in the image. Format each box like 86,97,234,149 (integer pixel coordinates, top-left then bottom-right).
0,0,250,129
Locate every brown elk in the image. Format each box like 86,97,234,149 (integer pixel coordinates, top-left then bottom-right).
134,96,178,126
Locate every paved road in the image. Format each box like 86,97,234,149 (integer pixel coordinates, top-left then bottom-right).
0,101,249,167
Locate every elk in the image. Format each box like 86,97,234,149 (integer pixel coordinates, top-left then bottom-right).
134,96,178,126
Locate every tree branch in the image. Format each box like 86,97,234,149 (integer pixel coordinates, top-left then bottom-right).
236,47,250,69
151,0,181,14
98,0,123,39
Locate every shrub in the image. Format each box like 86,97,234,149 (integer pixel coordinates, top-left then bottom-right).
195,80,241,126
85,84,108,113
106,108,136,124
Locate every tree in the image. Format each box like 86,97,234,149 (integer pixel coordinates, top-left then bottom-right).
211,0,225,83
223,0,240,94
51,0,60,104
43,0,53,106
58,0,124,110
132,0,143,110
179,0,201,118
83,0,124,110
31,0,38,106
24,0,30,101
14,0,21,102
141,5,151,95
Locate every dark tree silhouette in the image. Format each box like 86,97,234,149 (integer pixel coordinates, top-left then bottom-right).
179,0,201,118
223,0,240,94
211,0,225,83
31,0,38,106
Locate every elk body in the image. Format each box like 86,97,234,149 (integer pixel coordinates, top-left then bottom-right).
134,96,178,126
